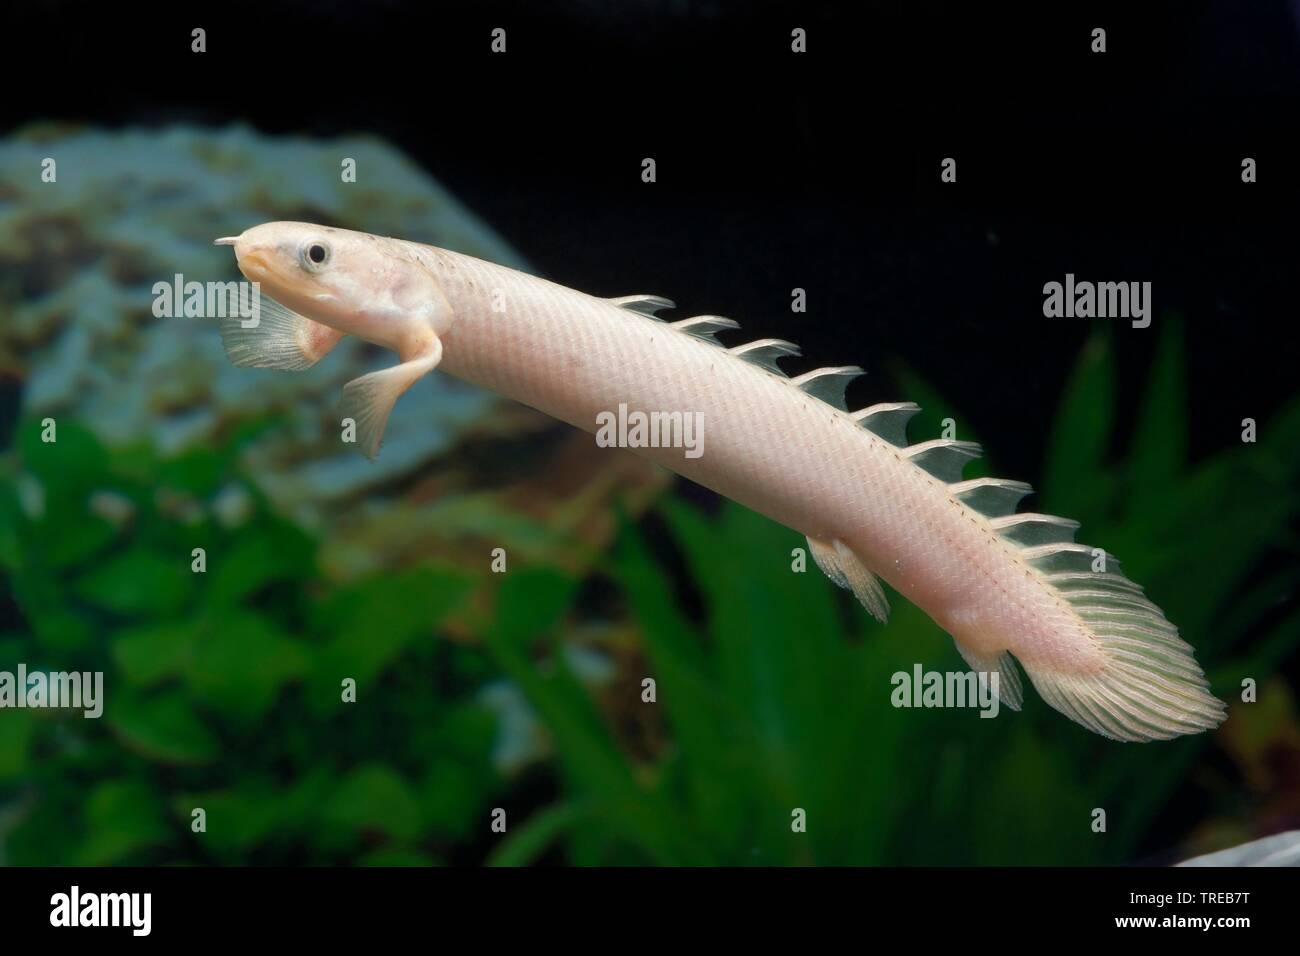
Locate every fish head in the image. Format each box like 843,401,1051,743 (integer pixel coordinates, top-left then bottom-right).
216,221,450,347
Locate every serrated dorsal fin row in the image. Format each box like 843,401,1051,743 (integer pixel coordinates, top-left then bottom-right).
627,299,1093,582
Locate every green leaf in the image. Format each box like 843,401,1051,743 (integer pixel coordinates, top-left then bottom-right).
1127,319,1187,515
483,611,690,864
307,566,472,712
422,703,498,765
204,522,314,607
18,420,108,500
967,730,1100,865
30,606,95,654
33,512,117,570
76,779,170,865
1213,608,1300,688
620,502,707,672
157,446,229,498
171,780,286,858
273,767,339,837
185,611,308,722
419,760,486,839
75,546,194,615
614,505,739,831
358,847,440,866
490,567,578,649
108,689,220,765
696,502,905,864
112,621,196,686
1041,331,1116,522
0,709,35,780
486,801,589,867
0,482,23,570
321,764,425,843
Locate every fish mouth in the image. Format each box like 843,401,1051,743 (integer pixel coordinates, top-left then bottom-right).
235,248,275,282
213,234,276,286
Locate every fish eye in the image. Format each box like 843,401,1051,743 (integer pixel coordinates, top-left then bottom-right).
300,240,331,272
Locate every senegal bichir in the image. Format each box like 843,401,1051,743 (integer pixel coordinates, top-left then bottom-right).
214,222,1226,743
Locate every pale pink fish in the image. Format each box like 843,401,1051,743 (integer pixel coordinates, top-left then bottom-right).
215,222,1226,742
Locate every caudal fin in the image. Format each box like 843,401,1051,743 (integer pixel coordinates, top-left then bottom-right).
946,480,1225,741
1017,565,1227,741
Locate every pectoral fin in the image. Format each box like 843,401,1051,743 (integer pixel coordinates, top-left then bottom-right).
340,336,443,460
219,296,344,370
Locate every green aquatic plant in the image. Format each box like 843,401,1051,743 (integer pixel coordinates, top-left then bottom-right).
0,425,497,865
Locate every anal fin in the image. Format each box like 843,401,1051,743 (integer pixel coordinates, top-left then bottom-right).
807,536,889,623
952,642,1023,711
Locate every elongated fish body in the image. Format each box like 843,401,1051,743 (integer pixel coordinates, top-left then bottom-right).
427,249,1023,637
216,222,1227,742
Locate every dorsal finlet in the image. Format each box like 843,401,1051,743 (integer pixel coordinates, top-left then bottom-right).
610,294,676,317
902,438,982,483
671,314,739,345
950,477,1034,517
789,366,864,410
729,338,801,375
851,402,920,446
1021,541,1122,576
988,512,1080,547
